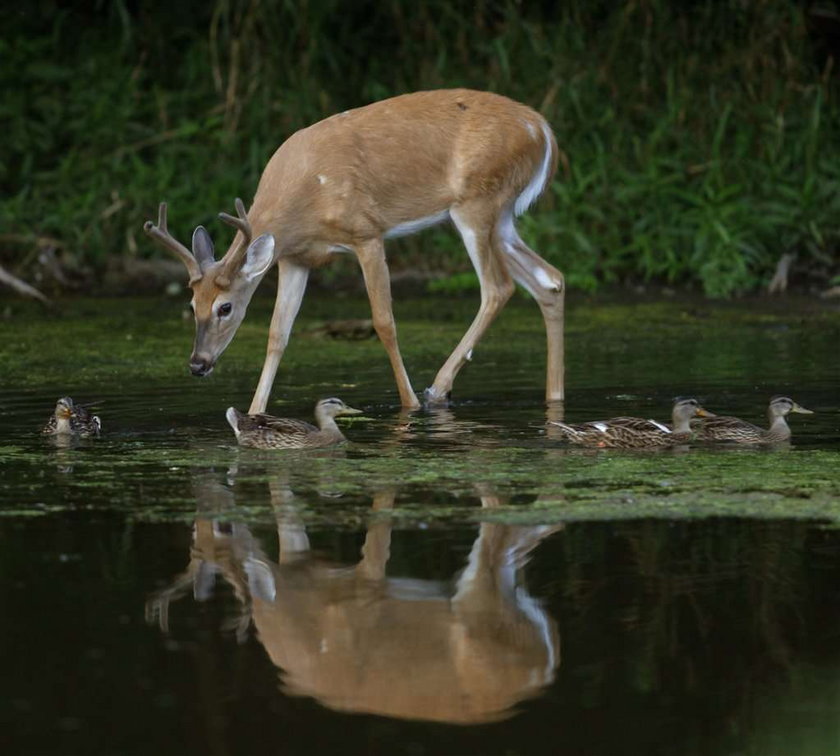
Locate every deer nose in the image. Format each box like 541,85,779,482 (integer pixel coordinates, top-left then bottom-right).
190,358,214,377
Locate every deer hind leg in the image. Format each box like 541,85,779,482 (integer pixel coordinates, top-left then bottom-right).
424,204,515,406
249,259,310,414
356,238,421,409
498,215,565,402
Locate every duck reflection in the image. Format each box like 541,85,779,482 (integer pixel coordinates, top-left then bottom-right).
384,405,505,448
148,473,561,724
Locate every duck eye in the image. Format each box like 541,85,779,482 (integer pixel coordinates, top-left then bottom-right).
218,302,232,317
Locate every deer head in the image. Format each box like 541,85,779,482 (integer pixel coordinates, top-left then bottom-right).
143,200,276,376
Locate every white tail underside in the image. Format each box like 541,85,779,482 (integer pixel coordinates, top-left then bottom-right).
514,123,554,217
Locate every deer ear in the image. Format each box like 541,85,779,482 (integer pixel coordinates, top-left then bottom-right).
240,233,275,281
191,226,215,269
244,557,277,602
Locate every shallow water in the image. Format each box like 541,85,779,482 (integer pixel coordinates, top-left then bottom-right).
1,292,839,755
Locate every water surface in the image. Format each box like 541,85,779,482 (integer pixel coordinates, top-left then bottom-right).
1,292,839,755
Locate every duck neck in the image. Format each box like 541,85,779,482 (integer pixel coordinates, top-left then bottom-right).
55,415,72,434
766,414,791,441
671,414,692,435
315,411,343,438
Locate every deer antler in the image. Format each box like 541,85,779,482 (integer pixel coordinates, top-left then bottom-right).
145,571,195,633
219,197,252,240
218,198,253,280
143,203,203,284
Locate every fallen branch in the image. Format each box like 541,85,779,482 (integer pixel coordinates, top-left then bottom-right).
0,232,65,249
0,264,51,304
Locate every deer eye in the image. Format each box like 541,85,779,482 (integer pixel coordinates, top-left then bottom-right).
218,302,232,317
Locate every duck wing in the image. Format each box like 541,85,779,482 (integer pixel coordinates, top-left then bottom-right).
241,413,319,435
606,416,672,433
550,414,676,449
71,406,101,436
694,415,764,441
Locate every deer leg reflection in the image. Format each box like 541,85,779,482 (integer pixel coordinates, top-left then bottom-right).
269,478,310,564
148,477,562,724
448,489,563,708
356,489,396,582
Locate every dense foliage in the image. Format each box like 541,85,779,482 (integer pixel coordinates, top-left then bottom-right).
3,0,839,295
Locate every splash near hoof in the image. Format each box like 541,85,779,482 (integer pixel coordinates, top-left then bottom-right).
423,387,452,408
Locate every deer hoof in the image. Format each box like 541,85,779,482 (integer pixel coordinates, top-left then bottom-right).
423,387,452,408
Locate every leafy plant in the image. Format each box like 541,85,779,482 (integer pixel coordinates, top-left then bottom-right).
2,0,838,297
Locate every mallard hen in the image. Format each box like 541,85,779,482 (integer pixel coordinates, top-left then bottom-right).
548,397,714,449
226,397,362,449
42,397,101,437
693,396,812,444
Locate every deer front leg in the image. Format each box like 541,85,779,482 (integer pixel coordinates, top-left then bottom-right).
249,259,310,414
356,239,420,409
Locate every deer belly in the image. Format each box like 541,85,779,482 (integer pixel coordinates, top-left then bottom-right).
384,210,451,239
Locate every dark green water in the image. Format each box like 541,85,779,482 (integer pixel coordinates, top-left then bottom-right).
1,292,839,756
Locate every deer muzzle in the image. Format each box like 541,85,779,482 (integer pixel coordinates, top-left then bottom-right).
190,356,215,377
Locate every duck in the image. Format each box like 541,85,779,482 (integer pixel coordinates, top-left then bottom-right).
42,396,101,437
226,397,362,449
693,396,813,444
548,397,714,449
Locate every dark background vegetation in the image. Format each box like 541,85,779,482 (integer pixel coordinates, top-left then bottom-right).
2,0,839,297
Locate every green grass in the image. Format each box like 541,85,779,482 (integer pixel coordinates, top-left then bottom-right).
2,0,839,296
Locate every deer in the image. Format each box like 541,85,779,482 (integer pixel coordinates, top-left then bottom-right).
147,474,561,723
143,89,565,412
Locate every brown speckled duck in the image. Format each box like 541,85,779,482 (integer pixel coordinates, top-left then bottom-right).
548,397,714,449
42,397,101,437
693,396,813,444
226,398,362,449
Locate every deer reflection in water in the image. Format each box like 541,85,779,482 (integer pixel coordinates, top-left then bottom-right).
147,474,561,724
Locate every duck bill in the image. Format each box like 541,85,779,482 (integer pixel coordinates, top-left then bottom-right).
695,408,716,418
791,403,814,414
339,406,363,417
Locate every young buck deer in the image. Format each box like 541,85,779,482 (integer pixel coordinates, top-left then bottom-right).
144,89,564,411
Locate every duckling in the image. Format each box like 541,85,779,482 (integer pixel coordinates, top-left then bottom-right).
693,396,813,444
226,397,362,449
42,397,101,437
548,397,714,449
